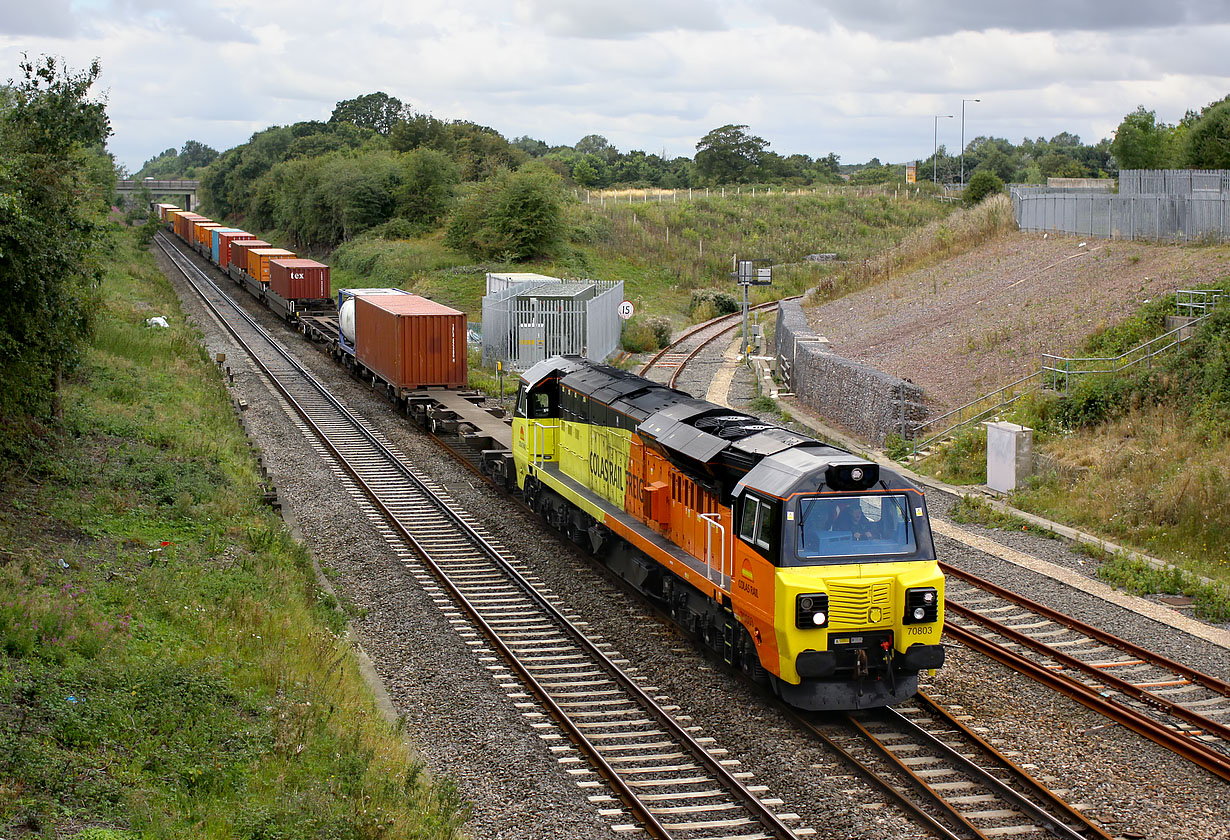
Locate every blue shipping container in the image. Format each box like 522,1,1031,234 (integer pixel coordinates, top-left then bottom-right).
211,228,243,265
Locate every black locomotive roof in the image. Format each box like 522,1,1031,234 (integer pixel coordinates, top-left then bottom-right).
529,356,871,497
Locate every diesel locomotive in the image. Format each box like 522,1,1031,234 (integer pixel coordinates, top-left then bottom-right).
512,356,945,710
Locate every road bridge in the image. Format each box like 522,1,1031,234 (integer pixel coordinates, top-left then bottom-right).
117,179,200,210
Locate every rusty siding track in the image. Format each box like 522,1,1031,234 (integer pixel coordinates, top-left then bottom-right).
944,564,1230,782
157,232,808,840
638,298,800,388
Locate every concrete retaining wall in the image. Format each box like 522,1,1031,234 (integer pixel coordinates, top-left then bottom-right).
775,299,927,445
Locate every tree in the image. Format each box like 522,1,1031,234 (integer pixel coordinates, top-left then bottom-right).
178,139,218,169
962,170,1004,206
694,124,769,184
572,157,600,187
445,164,564,261
1184,98,1230,169
0,55,112,424
329,91,409,135
1111,106,1174,170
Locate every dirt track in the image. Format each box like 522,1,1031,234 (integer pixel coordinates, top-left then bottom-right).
803,231,1230,411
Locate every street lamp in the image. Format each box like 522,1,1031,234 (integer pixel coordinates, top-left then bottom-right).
960,98,980,187
933,115,953,184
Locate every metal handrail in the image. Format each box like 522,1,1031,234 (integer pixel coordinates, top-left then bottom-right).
700,513,727,585
908,296,1220,455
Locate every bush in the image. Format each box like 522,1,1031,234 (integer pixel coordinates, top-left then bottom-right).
689,288,739,316
621,315,672,352
962,170,1005,206
445,164,565,261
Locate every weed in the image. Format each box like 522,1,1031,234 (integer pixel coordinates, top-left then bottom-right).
1098,554,1230,624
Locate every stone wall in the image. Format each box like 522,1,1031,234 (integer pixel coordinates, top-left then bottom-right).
775,299,927,445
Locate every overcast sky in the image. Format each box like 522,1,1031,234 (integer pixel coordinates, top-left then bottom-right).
3,0,1229,172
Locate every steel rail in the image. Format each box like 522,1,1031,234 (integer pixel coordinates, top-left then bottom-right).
638,297,798,382
905,698,1116,840
943,563,1230,696
781,708,965,840
156,231,802,840
947,601,1230,745
944,621,1230,782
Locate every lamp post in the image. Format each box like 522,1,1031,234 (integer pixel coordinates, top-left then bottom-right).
960,98,980,187
933,114,953,184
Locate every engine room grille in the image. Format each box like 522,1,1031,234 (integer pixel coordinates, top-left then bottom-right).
828,581,892,628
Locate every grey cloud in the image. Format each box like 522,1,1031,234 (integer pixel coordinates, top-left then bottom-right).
761,0,1230,39
515,0,724,39
102,0,258,44
0,0,78,37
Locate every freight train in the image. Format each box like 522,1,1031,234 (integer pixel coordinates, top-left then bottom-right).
155,202,946,710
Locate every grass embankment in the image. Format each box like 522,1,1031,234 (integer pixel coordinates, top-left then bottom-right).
922,283,1230,622
327,189,955,325
0,228,468,838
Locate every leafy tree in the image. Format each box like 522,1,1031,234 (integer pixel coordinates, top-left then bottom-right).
393,148,459,230
1111,106,1174,170
178,139,218,169
572,157,600,187
445,164,564,261
1184,98,1230,169
512,135,549,157
1038,152,1086,179
694,124,768,184
962,170,1004,206
0,55,112,424
329,91,409,135
576,134,616,164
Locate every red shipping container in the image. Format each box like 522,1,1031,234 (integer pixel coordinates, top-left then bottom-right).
216,230,257,269
228,240,272,274
355,294,468,390
269,259,330,300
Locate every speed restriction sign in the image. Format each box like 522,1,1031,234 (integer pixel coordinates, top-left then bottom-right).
618,300,635,320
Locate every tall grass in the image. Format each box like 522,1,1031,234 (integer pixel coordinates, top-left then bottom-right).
0,228,468,838
804,193,1015,305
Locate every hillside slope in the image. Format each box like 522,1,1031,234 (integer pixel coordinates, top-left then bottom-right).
802,232,1230,411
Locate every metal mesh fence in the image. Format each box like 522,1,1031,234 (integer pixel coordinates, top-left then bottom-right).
481,278,623,369
1012,190,1230,242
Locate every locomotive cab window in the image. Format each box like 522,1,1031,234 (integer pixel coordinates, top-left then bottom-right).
794,494,917,565
738,494,779,561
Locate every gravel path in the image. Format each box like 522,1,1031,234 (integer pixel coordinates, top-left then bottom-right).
803,232,1230,411
156,243,1229,839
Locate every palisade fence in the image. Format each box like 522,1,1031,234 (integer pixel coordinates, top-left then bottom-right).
1012,169,1230,243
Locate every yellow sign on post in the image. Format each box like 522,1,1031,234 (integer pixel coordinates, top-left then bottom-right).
906,162,917,184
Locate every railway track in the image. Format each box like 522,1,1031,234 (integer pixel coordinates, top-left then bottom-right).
156,229,1225,836
942,563,1230,782
156,232,810,840
638,299,797,388
792,694,1112,840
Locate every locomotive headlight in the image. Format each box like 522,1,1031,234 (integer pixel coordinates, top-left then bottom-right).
851,467,864,481
905,587,940,625
796,593,829,629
